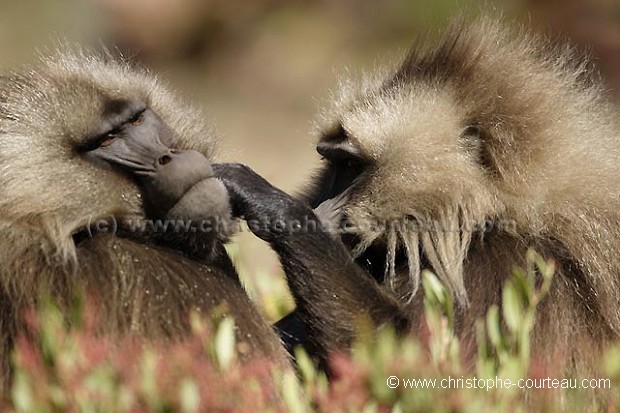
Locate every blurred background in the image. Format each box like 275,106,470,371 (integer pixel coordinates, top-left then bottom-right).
2,0,619,318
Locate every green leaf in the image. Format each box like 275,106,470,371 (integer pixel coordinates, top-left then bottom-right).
502,281,523,334
11,372,33,413
214,317,236,370
294,347,316,385
179,378,200,413
422,270,447,304
281,370,306,413
486,305,502,350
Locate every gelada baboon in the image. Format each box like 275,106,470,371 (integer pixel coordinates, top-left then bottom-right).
215,19,620,374
0,50,289,386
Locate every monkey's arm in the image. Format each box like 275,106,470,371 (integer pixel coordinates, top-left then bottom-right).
213,163,410,362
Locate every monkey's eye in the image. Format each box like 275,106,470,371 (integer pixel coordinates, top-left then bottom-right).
462,125,481,138
128,110,145,126
98,134,118,148
92,130,119,150
77,130,119,153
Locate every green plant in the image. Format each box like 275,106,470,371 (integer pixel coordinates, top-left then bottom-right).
4,249,617,412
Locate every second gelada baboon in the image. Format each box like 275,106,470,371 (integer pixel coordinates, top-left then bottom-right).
215,18,620,375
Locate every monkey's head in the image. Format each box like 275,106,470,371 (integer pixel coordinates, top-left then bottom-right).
0,51,230,259
307,20,620,305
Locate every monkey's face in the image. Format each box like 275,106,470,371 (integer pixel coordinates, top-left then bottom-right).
306,18,610,304
0,52,221,252
322,86,501,215
309,82,510,302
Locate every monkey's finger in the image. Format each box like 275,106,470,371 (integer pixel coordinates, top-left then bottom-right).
212,163,299,216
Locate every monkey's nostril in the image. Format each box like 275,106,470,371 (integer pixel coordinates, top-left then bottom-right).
159,155,172,165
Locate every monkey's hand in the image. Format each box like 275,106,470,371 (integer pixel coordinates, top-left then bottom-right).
212,163,323,243
214,163,411,362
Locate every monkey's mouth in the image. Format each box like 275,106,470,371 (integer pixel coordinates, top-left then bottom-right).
341,233,413,285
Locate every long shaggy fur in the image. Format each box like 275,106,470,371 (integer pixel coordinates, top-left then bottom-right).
310,18,620,372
